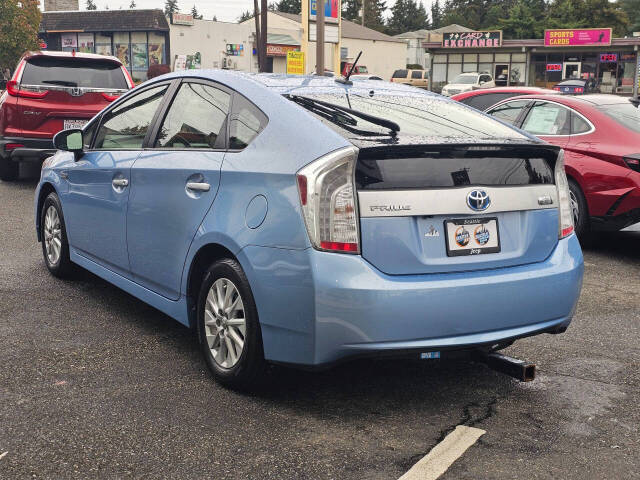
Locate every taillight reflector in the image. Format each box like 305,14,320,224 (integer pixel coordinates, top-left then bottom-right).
320,241,359,252
4,143,24,151
561,226,574,237
574,87,584,93
297,174,308,206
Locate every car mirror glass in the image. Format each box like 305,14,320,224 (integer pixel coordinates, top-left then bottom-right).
54,129,84,153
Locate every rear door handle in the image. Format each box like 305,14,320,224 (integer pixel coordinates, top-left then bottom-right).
186,182,210,192
112,178,129,187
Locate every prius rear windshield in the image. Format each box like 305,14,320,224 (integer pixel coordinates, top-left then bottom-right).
22,56,128,90
288,93,527,141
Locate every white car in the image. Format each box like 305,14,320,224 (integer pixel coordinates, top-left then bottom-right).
441,73,495,97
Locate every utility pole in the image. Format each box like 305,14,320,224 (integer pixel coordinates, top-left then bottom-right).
316,0,325,75
253,0,262,71
260,0,268,72
361,0,365,26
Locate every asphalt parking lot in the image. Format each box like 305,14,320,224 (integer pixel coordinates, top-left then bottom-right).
1,176,639,480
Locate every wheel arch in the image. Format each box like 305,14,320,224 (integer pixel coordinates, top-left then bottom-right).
36,182,58,242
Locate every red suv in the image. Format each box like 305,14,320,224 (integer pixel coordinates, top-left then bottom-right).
0,51,132,180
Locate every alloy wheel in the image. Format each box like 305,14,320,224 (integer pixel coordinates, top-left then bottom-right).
44,206,62,266
569,189,580,227
204,278,246,368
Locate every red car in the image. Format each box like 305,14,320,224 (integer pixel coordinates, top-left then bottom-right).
0,51,133,181
485,94,640,235
451,87,559,111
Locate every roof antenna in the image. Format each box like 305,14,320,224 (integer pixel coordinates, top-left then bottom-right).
335,51,362,86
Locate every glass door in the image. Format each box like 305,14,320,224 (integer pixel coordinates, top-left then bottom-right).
563,62,581,80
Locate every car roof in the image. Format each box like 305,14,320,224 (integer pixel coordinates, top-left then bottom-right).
451,87,558,100
504,93,631,107
23,50,122,65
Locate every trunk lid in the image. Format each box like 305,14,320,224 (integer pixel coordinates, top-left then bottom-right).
356,144,561,275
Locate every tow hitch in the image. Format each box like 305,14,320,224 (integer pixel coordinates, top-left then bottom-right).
474,351,536,382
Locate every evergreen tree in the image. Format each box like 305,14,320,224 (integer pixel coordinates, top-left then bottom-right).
341,0,387,31
238,10,253,22
129,0,136,8
164,0,179,16
86,0,97,9
430,0,442,29
387,0,429,35
191,4,202,19
342,0,360,22
273,0,301,13
212,15,218,21
619,0,640,33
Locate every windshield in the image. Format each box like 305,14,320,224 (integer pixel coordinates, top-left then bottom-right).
22,56,128,90
452,75,479,85
597,103,640,133
287,92,527,140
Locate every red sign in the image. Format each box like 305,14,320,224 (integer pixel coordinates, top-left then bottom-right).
266,44,299,57
546,64,562,71
600,53,618,63
544,28,612,47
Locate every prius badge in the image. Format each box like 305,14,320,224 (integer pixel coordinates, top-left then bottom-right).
466,189,491,212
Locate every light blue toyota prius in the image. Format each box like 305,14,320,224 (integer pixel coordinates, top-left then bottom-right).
35,71,583,389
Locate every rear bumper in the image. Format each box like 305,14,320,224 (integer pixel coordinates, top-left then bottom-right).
0,137,56,163
242,234,584,366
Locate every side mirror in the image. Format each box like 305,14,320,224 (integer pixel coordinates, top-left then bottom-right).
53,129,84,156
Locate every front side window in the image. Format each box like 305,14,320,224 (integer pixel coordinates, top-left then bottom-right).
229,95,268,150
411,70,423,79
487,100,530,125
155,82,230,149
94,84,167,150
521,102,571,136
392,69,408,79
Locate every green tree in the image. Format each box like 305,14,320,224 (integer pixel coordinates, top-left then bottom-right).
430,0,442,29
341,0,387,31
191,4,202,19
494,2,542,38
619,0,640,33
129,0,136,7
342,0,360,21
387,0,429,35
238,10,253,22
0,0,41,70
164,0,179,16
86,0,97,9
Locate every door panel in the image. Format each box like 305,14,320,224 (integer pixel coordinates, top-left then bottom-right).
127,151,223,299
64,151,139,274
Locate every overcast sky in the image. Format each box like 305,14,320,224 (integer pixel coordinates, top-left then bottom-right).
69,0,427,23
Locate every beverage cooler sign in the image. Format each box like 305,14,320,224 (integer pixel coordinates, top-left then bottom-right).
546,64,562,71
600,53,618,63
545,28,612,46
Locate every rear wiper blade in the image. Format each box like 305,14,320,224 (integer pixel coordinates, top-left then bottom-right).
290,95,400,134
42,80,78,87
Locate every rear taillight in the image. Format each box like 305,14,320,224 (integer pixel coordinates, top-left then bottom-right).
553,87,561,91
6,80,48,99
555,150,574,238
574,87,584,94
623,154,640,173
4,143,24,151
101,93,120,102
296,146,360,254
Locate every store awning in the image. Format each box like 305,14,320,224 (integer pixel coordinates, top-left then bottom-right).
266,34,299,47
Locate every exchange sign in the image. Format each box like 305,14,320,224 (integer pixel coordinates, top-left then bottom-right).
442,31,502,48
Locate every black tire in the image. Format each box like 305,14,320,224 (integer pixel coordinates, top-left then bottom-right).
40,192,74,278
568,178,589,238
0,157,19,181
197,258,266,390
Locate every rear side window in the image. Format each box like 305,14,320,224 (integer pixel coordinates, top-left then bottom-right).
487,100,530,125
571,112,592,134
392,69,408,79
411,70,423,79
462,93,520,111
521,102,571,136
94,85,167,149
21,56,128,90
229,95,268,150
155,82,230,149
597,103,640,133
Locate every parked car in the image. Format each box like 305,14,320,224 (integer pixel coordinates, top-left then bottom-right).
390,68,429,89
36,72,583,389
451,87,559,111
0,51,133,181
553,79,596,95
441,72,495,96
486,94,640,236
341,63,368,77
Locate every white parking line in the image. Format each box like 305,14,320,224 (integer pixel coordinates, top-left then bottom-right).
398,425,485,480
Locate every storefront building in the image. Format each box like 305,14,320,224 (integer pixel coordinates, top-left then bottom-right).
425,29,640,96
40,9,170,84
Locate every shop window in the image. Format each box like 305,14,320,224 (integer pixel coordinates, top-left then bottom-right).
464,54,478,63
479,53,493,62
478,63,492,75
433,54,447,63
61,33,77,53
448,54,462,63
148,32,166,66
432,63,447,92
495,53,510,63
114,32,130,69
510,63,526,86
582,63,597,83
96,33,112,56
462,62,477,73
131,32,148,74
548,53,562,63
511,53,526,63
532,63,546,88
447,63,462,82
618,59,636,93
583,53,599,63
532,54,546,62
78,33,94,53
599,62,617,94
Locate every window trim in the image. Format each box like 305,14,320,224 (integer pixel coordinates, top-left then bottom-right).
520,100,595,137
486,99,534,126
87,79,176,151
145,77,233,152
225,90,269,153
